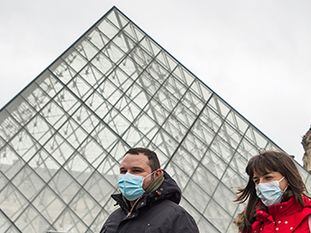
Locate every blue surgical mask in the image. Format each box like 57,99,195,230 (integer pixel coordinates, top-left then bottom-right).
255,177,286,206
118,172,155,201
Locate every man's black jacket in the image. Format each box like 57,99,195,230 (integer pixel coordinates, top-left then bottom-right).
100,172,199,233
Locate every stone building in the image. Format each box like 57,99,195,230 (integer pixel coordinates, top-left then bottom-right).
302,127,311,172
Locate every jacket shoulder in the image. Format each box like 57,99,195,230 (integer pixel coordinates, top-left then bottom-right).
153,200,199,233
154,199,186,214
100,207,125,233
302,194,311,206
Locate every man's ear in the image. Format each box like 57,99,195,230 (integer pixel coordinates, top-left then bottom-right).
155,169,164,177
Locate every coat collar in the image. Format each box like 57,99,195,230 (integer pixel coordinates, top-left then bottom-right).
268,194,311,217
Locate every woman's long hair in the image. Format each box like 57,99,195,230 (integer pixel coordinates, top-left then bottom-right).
234,150,306,233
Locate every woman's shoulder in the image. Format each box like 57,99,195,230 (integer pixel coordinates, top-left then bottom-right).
302,194,311,206
301,194,311,217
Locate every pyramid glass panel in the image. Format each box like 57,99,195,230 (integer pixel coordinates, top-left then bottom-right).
0,6,310,233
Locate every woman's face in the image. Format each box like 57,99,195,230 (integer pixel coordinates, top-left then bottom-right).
252,171,288,191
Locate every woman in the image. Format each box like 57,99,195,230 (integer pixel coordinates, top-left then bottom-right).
235,150,311,232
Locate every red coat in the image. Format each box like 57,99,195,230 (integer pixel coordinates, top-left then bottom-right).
251,195,311,232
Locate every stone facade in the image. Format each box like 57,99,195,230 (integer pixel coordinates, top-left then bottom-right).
302,127,311,172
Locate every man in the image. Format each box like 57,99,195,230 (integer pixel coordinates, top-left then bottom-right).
100,147,199,233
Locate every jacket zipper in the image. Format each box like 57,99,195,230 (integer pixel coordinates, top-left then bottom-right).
126,198,142,218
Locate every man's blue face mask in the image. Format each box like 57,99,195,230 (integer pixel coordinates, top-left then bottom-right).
117,172,155,201
255,177,286,206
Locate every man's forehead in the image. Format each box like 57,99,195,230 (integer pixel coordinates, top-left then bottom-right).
120,153,150,167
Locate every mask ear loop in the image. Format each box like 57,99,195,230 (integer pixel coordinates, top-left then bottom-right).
142,169,160,182
142,169,164,192
278,177,288,193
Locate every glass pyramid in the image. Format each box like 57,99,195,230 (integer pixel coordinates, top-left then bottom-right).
0,6,310,233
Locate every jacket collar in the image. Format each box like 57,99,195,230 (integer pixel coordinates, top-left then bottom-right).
268,194,311,217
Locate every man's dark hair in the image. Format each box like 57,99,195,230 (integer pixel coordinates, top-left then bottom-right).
125,147,160,171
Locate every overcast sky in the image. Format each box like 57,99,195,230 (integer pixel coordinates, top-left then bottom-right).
0,0,310,165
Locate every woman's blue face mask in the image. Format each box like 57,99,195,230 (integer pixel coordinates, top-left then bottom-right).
255,177,286,206
117,171,155,201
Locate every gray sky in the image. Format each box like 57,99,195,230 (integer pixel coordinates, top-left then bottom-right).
0,0,310,164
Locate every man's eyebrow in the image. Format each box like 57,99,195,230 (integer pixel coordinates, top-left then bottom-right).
131,166,145,170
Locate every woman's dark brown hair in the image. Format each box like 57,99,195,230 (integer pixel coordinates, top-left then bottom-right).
234,150,306,233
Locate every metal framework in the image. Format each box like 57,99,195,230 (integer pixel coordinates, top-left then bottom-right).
0,6,310,233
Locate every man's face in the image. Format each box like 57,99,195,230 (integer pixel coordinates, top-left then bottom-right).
119,153,154,190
